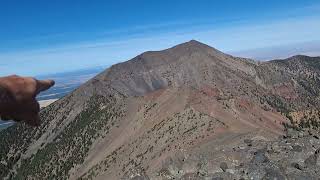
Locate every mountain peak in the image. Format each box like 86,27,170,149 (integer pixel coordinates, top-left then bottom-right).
170,40,218,52
135,40,222,65
138,40,222,60
184,39,207,46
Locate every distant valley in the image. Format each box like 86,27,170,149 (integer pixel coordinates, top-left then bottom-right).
0,66,105,129
36,66,106,101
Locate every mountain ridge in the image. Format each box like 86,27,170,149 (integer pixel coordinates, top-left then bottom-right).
1,40,320,179
76,40,316,99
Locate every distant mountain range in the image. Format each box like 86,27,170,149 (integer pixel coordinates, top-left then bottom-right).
231,40,320,60
1,40,320,179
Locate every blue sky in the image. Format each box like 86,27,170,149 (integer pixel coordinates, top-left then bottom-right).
0,0,320,76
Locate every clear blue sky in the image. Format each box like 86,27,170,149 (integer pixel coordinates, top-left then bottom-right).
0,0,320,76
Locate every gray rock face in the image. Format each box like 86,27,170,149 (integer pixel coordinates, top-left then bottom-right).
156,128,320,180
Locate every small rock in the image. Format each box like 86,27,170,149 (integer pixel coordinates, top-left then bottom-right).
180,173,204,180
291,162,303,170
220,162,228,172
304,154,317,167
211,172,235,180
211,177,223,180
287,129,299,139
271,143,281,153
291,145,303,152
287,172,315,180
252,150,269,164
244,139,253,146
263,168,285,180
235,162,244,169
298,132,304,138
130,175,150,180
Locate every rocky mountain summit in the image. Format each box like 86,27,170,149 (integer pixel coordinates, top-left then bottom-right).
151,128,320,180
0,40,320,179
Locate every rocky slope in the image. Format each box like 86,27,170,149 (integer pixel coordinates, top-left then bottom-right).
153,128,320,180
0,40,320,179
